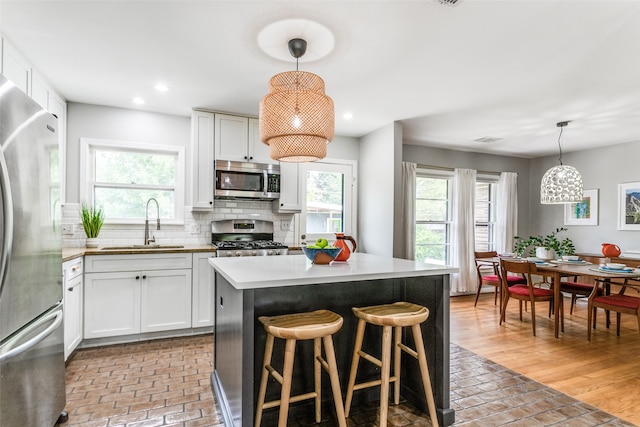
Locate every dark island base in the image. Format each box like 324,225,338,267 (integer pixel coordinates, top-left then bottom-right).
213,273,455,426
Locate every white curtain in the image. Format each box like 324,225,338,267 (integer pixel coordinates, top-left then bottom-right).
400,162,416,260
451,168,477,294
496,172,518,254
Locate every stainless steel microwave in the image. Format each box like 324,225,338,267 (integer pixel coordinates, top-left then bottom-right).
214,160,281,200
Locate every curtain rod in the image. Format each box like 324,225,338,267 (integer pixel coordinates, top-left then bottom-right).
416,164,501,176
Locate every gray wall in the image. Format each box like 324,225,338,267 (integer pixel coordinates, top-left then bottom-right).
66,102,190,204
529,140,640,255
358,123,399,256
402,144,532,239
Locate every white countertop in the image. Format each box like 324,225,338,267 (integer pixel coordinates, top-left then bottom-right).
208,252,458,290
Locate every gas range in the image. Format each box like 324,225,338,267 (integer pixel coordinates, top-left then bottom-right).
211,219,288,257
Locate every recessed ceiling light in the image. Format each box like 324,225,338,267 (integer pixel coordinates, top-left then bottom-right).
343,112,354,120
154,83,169,92
132,97,145,105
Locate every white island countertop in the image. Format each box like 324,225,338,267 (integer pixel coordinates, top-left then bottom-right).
208,252,458,290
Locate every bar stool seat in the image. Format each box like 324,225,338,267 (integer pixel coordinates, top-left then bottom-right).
255,310,346,427
344,302,439,427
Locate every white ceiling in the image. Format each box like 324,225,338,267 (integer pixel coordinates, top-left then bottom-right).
2,0,639,158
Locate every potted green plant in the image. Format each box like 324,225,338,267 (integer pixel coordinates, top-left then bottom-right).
81,203,105,248
514,227,575,260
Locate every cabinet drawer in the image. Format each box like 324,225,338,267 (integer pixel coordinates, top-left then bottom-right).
64,258,83,280
85,253,193,273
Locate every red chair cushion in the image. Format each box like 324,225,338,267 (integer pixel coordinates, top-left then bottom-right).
593,294,640,310
508,284,554,297
482,275,527,284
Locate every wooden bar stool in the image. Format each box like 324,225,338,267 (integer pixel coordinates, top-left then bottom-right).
254,310,347,427
344,302,439,427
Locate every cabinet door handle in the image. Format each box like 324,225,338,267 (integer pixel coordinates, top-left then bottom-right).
142,275,147,280
135,275,140,280
67,287,73,292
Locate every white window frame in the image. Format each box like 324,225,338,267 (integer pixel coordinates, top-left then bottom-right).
475,174,499,252
79,137,185,225
416,169,453,265
299,158,358,243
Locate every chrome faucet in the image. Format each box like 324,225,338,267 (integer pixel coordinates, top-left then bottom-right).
144,198,160,246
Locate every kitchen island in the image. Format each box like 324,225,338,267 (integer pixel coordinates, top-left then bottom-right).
208,253,457,426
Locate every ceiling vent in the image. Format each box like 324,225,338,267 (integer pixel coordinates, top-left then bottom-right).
474,136,503,144
426,0,464,7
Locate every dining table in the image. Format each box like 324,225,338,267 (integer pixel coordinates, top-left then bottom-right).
525,261,640,338
477,257,640,338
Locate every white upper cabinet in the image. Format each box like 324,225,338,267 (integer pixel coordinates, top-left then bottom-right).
191,111,215,211
215,114,275,164
1,38,31,94
274,162,301,213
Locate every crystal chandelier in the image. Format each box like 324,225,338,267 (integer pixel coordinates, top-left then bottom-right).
259,38,334,162
540,121,584,204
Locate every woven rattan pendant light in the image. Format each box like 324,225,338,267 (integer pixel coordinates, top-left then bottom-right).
540,121,584,204
259,38,334,162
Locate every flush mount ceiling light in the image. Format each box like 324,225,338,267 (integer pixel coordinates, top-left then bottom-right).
540,121,584,204
259,38,334,162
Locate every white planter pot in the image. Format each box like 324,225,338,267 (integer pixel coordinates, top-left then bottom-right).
85,238,99,248
535,247,556,260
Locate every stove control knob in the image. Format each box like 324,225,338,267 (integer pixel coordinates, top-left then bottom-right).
235,251,242,257
267,250,273,256
252,250,257,256
226,251,232,257
275,250,280,255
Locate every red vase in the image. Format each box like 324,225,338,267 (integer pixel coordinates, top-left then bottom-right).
602,243,621,258
333,233,357,262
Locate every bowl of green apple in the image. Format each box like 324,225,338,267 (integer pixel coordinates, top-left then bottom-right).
303,238,342,265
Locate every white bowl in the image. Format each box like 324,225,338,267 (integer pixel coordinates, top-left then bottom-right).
562,255,580,261
605,263,627,270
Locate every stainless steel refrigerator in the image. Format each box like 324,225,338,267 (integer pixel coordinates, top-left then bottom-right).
0,73,66,425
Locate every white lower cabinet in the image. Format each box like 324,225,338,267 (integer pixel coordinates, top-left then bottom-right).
192,253,215,328
141,269,192,332
84,253,193,339
63,258,83,360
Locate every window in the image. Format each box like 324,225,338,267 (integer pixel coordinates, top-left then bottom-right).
475,180,497,252
414,170,498,264
299,160,356,242
80,138,185,224
415,175,451,265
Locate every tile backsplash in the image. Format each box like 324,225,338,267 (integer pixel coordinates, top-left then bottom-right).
62,201,298,248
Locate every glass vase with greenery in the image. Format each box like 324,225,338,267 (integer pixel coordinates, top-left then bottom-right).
514,227,575,258
81,203,105,239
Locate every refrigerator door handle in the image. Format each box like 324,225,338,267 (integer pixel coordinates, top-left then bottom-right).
0,148,14,298
0,308,63,364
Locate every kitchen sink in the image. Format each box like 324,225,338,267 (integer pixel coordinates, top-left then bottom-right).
98,245,185,250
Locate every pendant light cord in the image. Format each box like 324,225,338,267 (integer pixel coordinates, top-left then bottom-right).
557,125,564,165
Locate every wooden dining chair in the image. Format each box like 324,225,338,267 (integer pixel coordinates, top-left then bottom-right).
560,276,601,314
499,259,560,336
474,251,527,307
587,279,640,341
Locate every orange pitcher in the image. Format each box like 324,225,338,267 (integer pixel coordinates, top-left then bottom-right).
602,243,621,258
333,233,357,262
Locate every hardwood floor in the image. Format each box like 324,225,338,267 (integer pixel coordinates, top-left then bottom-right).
451,293,640,425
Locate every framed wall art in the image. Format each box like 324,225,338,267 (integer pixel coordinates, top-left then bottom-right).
564,189,598,226
618,182,640,230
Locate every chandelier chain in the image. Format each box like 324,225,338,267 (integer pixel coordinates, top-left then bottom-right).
557,125,564,165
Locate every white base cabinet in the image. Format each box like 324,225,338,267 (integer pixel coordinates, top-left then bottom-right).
84,253,193,339
192,253,215,328
62,258,83,360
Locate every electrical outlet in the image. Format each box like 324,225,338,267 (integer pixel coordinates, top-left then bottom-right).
61,225,74,235
281,220,291,230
